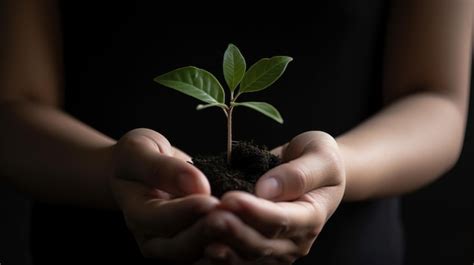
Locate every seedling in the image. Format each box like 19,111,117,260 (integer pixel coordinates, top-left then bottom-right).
154,44,292,163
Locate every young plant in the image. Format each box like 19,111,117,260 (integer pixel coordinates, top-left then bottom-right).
154,44,292,163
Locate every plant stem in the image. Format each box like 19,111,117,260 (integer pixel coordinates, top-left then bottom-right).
227,91,234,163
227,106,233,163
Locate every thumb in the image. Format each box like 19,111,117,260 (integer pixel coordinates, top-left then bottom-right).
255,131,339,201
115,129,210,196
254,153,323,201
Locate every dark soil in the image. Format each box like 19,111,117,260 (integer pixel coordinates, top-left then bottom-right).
192,142,281,197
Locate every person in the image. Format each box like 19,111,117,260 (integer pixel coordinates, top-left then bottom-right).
0,1,471,264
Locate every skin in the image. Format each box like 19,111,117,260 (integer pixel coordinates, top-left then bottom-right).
0,0,471,264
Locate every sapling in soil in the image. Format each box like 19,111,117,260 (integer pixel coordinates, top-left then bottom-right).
154,44,292,197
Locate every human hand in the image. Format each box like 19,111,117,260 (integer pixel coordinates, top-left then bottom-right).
203,131,346,264
109,128,222,262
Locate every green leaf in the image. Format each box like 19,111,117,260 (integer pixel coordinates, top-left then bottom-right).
196,102,227,110
240,56,293,93
223,44,246,91
154,66,225,104
233,101,283,124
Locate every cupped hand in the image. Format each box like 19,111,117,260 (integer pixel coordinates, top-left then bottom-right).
203,131,346,264
109,128,222,263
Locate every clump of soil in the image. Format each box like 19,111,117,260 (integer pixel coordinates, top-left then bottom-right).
192,142,281,197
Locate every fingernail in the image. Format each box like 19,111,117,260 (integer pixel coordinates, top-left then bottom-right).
257,177,282,199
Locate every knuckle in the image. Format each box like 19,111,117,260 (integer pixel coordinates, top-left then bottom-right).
121,134,147,149
289,241,313,258
315,145,345,185
310,199,329,227
202,211,228,232
188,195,219,213
311,130,332,138
220,190,242,201
306,226,321,240
312,139,338,163
118,134,152,154
273,217,290,238
296,246,312,257
258,248,274,259
306,131,338,153
204,210,223,223
297,196,326,232
150,133,171,151
308,130,335,143
119,129,172,155
288,164,309,194
319,143,338,160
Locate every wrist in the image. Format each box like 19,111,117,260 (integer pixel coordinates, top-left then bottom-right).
335,139,370,202
87,142,118,209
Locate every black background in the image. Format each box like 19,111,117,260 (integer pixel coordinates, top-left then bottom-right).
0,1,473,264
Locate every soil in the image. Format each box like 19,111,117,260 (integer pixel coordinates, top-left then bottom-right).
192,142,281,197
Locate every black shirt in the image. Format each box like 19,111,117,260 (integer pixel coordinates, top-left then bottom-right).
28,1,404,264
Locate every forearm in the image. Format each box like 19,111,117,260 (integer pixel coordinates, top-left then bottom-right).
0,101,117,208
337,92,467,201
338,0,473,201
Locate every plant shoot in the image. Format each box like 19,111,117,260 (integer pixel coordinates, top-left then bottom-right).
154,44,292,162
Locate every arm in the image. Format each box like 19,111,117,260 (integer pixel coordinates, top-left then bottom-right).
0,2,225,261
208,1,473,263
338,0,472,200
0,0,117,207
0,0,207,205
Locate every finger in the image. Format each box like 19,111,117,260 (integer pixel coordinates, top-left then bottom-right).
140,209,230,262
140,222,207,261
148,188,172,199
206,244,295,265
123,128,175,155
255,153,329,201
116,129,210,195
220,191,323,240
206,245,245,265
219,192,326,263
204,210,298,260
280,185,344,233
224,248,296,265
274,200,323,240
143,153,210,195
111,178,219,237
281,131,338,163
204,243,231,264
220,191,289,238
273,186,345,241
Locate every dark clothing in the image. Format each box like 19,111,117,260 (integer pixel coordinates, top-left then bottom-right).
4,1,405,264
0,187,32,265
